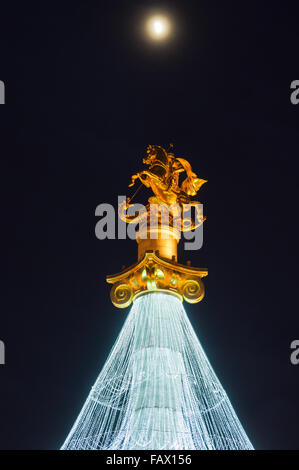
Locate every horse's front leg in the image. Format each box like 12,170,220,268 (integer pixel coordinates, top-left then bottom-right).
129,171,152,188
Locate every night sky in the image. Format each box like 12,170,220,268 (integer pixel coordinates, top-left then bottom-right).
0,1,299,450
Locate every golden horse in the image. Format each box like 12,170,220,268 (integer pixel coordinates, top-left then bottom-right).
129,145,206,203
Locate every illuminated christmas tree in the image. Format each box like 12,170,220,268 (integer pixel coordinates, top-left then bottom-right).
61,145,253,450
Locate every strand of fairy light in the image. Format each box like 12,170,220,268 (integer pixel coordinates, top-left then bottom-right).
61,293,253,450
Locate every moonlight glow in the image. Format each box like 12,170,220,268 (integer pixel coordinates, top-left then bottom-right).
146,15,171,41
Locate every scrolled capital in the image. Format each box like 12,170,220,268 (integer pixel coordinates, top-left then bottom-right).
182,277,205,304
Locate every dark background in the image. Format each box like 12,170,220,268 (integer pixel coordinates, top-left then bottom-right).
0,0,298,450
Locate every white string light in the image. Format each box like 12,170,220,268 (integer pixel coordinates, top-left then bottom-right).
61,293,253,450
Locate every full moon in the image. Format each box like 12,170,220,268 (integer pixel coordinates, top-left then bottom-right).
146,15,171,41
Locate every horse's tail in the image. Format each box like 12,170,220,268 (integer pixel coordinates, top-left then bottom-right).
176,158,207,196
176,158,193,177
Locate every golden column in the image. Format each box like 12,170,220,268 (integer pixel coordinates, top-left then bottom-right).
61,146,253,450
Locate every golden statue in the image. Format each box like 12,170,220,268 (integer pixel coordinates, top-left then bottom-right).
107,145,208,308
119,145,207,232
